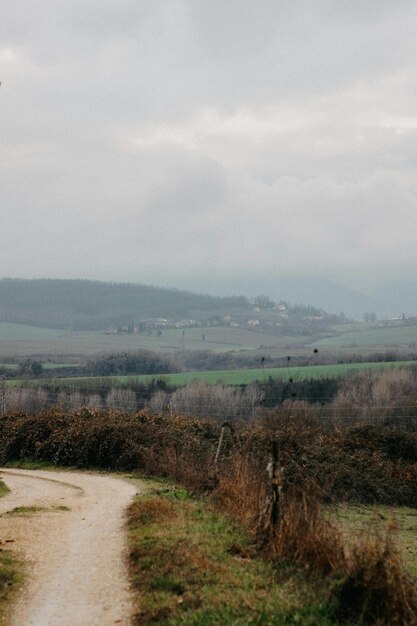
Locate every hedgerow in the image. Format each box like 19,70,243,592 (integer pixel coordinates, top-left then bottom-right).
0,409,416,505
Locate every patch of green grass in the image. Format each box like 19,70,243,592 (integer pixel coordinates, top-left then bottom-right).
6,506,46,516
162,487,192,502
34,360,417,388
0,549,22,622
0,482,10,498
127,484,341,625
5,504,70,516
122,474,176,496
313,323,417,349
167,601,339,626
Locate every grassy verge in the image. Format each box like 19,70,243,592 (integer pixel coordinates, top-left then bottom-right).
0,482,9,499
0,550,21,624
0,479,24,623
127,481,341,626
2,460,58,471
0,477,22,623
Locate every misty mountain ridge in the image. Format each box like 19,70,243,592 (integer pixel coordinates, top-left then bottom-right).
0,278,338,333
270,276,417,320
0,278,251,331
168,274,409,320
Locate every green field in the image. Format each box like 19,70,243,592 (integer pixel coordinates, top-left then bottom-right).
0,322,312,357
0,323,67,341
29,360,416,388
2,320,417,362
0,363,80,370
313,323,417,349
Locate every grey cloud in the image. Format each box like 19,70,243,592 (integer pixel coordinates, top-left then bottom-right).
1,1,417,312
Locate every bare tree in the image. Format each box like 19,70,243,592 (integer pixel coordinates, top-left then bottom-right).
106,388,136,411
86,394,103,409
147,390,169,413
170,380,262,420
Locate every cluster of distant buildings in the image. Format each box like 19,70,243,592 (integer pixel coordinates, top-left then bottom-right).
106,318,201,335
104,301,333,336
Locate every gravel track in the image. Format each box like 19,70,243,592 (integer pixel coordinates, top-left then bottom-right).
0,468,138,626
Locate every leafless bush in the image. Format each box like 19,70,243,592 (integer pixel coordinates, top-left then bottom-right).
146,390,169,413
105,388,136,411
5,386,48,412
170,380,262,420
86,394,103,409
68,391,84,410
332,368,417,422
57,390,69,410
5,387,28,411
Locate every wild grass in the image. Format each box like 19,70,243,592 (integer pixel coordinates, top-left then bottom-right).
0,549,22,623
0,481,10,499
5,506,46,516
271,488,346,574
211,462,417,625
128,482,417,624
331,504,417,577
127,485,339,625
126,441,417,624
4,505,70,515
334,528,417,625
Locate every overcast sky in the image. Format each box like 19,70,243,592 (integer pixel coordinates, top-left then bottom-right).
2,1,417,312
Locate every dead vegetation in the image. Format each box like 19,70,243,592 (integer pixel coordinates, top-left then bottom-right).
127,487,336,625
335,528,417,625
0,405,417,623
211,458,417,625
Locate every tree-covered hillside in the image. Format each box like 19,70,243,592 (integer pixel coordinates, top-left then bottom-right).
0,279,250,330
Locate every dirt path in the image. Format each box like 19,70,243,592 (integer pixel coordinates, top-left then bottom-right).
0,468,138,626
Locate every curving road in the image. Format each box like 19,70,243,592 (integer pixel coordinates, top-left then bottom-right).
0,468,138,626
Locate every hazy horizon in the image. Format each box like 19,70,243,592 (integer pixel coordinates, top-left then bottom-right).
0,274,411,320
2,2,417,316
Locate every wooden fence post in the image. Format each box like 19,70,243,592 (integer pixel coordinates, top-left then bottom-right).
213,422,235,469
214,424,226,467
0,376,6,416
257,440,285,547
270,440,280,529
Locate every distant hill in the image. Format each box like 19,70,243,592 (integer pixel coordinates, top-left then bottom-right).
0,279,251,331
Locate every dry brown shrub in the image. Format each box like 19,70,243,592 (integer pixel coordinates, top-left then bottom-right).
334,526,417,625
212,452,266,529
270,487,346,575
213,452,417,625
128,497,175,525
